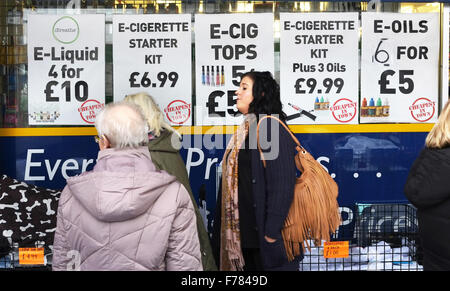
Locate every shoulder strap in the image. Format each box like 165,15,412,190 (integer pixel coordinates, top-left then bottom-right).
256,115,303,168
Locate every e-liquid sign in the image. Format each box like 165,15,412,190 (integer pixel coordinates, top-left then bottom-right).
113,15,192,126
27,15,105,125
361,13,439,123
280,13,359,124
194,13,274,126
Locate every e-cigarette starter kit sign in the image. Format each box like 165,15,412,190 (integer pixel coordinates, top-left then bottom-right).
280,13,359,124
113,14,192,125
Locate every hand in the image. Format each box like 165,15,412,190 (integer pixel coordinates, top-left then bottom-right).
264,235,277,243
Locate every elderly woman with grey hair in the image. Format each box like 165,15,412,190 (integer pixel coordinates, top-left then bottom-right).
124,92,217,271
52,101,202,271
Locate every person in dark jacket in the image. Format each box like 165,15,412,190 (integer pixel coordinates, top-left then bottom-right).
404,99,450,271
124,92,217,271
212,71,302,271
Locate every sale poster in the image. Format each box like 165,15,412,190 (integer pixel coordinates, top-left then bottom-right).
280,13,359,124
27,14,105,125
113,14,192,126
194,13,274,126
361,13,439,123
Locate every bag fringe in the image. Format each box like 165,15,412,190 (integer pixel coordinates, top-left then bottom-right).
282,150,341,261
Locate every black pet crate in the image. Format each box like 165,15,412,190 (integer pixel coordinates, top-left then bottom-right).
299,203,423,271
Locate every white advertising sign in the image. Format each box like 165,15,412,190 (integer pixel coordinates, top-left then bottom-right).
442,6,449,110
361,13,439,123
113,14,192,126
27,14,105,125
280,13,359,124
194,13,274,125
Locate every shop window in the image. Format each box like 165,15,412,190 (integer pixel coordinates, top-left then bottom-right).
0,1,444,128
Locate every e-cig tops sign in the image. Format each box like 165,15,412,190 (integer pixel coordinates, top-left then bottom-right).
194,13,274,126
27,14,105,125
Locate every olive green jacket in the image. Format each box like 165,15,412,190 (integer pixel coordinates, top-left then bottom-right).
148,130,217,271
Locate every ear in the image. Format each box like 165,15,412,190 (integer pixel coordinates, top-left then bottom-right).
102,135,111,149
99,135,111,150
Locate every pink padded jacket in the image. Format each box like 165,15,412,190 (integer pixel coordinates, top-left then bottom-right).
52,147,202,271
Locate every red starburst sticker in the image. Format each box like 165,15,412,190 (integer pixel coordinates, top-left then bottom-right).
330,98,357,123
78,99,105,124
409,98,435,122
164,100,191,125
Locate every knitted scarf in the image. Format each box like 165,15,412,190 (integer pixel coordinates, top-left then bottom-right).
220,114,256,271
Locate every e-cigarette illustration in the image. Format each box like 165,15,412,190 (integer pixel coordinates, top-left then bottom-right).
287,102,317,121
202,66,206,85
216,65,220,86
201,65,225,87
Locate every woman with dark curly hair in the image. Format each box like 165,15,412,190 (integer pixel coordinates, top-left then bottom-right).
212,71,303,271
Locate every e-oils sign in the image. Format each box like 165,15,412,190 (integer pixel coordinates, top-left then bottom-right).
361,13,439,123
27,15,105,125
194,13,274,126
280,13,359,125
113,15,192,126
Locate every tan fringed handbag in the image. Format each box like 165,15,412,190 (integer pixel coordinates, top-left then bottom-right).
256,115,341,261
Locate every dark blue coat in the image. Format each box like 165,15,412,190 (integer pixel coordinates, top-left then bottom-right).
212,118,303,270
404,147,450,271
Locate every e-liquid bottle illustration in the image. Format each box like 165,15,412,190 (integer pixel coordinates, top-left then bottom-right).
361,98,368,117
376,98,383,116
383,98,390,116
314,97,320,110
211,66,215,86
369,98,375,116
320,97,325,109
206,66,210,86
221,66,225,85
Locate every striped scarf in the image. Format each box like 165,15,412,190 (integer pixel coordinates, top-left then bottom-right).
220,114,256,271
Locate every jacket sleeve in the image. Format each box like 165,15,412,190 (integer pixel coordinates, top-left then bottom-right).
405,148,450,209
260,118,296,239
165,184,203,271
211,178,222,266
52,186,73,271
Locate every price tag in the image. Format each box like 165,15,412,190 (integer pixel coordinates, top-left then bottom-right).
323,241,349,259
19,248,45,265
